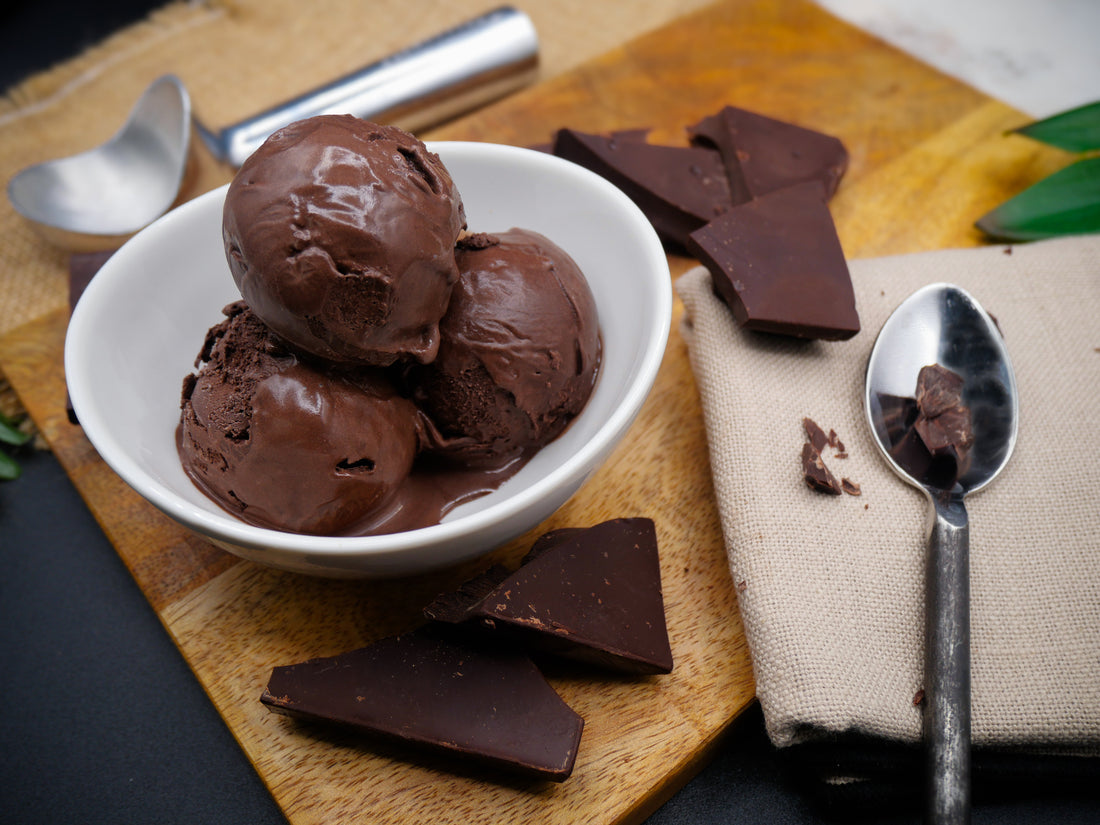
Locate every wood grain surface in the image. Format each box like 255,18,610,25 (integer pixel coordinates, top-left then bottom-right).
0,1,1069,823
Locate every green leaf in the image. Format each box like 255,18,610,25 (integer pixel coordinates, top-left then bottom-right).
1012,100,1100,152
0,416,30,447
0,449,20,480
975,156,1100,241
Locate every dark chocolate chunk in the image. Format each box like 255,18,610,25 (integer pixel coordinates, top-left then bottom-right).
425,518,674,675
915,404,973,457
687,181,860,340
879,364,975,488
802,417,830,453
261,628,584,781
801,442,842,495
688,105,848,201
876,393,920,446
552,128,732,249
916,363,965,418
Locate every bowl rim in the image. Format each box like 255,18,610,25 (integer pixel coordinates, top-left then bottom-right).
64,140,672,561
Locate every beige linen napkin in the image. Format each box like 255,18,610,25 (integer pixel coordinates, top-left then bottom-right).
676,235,1100,752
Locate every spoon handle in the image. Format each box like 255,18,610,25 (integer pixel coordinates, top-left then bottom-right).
207,7,539,167
925,492,972,824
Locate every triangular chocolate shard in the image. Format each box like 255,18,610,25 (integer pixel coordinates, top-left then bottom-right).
552,128,732,249
688,105,848,201
686,181,860,340
426,518,674,675
261,628,584,781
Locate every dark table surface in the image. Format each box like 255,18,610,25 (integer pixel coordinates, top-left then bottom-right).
3,4,1099,823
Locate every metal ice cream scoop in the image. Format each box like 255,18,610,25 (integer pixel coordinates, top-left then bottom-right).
865,282,1018,825
7,6,538,250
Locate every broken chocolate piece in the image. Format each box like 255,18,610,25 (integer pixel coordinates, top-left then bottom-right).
687,181,860,340
688,105,848,201
261,628,584,781
552,128,732,249
425,518,673,675
802,417,830,453
800,418,855,496
801,441,842,495
877,393,919,445
879,364,975,488
915,404,973,456
916,363,965,418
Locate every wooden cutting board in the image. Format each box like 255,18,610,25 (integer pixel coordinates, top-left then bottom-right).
0,1,1068,822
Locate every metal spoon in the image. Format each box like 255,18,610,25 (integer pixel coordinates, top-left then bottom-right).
7,5,538,250
865,283,1018,824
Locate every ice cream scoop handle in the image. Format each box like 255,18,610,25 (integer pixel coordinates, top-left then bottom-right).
209,6,538,167
924,492,972,825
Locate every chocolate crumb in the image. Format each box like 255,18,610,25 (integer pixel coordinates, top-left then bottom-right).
841,478,861,496
864,503,869,510
737,579,747,593
913,689,925,706
1003,246,1013,255
800,418,854,496
802,442,842,495
803,417,830,453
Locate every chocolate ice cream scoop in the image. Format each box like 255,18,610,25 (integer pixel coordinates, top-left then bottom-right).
222,115,465,366
409,229,601,469
177,302,420,535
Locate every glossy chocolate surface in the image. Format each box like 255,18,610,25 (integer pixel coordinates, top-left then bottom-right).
223,115,465,366
408,229,601,469
552,128,731,248
261,628,584,781
426,518,674,674
687,181,860,340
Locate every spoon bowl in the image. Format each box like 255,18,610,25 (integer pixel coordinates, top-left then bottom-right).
6,75,192,250
865,282,1018,824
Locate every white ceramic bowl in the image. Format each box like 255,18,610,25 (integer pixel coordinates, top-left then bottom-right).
65,141,671,578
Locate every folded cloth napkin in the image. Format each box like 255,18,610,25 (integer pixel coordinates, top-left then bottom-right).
676,235,1100,754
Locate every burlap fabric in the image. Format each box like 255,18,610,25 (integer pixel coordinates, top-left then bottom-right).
676,236,1100,751
0,0,707,340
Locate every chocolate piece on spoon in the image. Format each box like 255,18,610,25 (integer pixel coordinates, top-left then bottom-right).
261,628,584,781
879,365,977,491
425,518,674,674
686,181,860,340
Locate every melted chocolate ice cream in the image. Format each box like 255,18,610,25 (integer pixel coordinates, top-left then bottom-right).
222,115,465,366
409,229,602,469
178,302,420,535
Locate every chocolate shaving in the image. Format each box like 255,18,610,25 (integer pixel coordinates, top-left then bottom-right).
800,417,857,497
801,442,841,495
802,417,830,453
